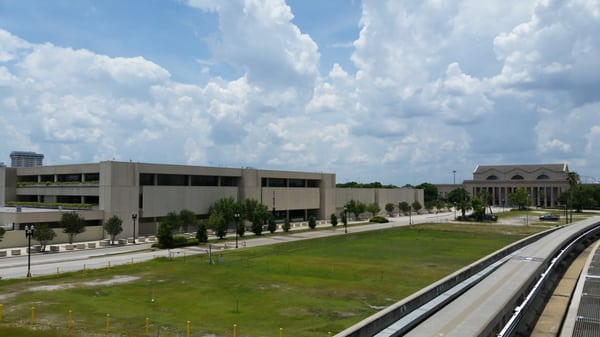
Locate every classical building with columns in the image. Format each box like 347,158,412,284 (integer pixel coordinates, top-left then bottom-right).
462,163,570,207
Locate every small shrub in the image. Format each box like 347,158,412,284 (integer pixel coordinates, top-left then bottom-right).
267,217,277,233
369,216,389,223
308,215,317,229
330,213,338,227
283,218,291,232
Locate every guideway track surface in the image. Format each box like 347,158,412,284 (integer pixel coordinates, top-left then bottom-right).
336,216,600,337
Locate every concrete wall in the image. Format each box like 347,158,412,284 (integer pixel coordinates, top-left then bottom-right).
142,186,238,217
0,226,104,249
0,167,17,206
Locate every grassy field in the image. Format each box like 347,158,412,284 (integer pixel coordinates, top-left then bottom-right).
0,223,547,337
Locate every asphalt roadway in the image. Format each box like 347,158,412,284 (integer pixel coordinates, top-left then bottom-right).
0,210,460,280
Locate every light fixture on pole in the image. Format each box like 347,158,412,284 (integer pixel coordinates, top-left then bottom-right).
25,224,35,278
131,212,138,244
234,213,240,248
409,205,412,225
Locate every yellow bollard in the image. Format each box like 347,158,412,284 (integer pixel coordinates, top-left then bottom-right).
186,320,191,337
68,309,73,328
56,266,60,277
328,332,332,337
31,307,35,325
131,257,134,264
233,323,238,337
145,317,149,336
108,261,111,269
84,264,86,271
280,327,283,337
0,303,3,321
106,313,110,334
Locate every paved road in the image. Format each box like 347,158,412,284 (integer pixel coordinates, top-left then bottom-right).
0,211,458,280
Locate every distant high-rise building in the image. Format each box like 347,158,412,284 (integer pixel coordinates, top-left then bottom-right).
10,151,44,167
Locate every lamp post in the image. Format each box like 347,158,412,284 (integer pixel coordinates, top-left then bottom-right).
343,206,348,234
25,224,35,278
131,212,137,244
409,206,412,225
453,170,456,185
234,213,240,248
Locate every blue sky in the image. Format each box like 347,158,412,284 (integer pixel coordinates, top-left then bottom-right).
1,0,599,185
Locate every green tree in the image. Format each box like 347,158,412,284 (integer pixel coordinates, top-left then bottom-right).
103,215,123,245
411,201,422,214
424,201,434,213
179,209,197,233
209,197,239,227
61,212,86,244
157,220,174,248
571,184,597,211
345,199,366,220
366,203,380,217
244,199,270,236
308,215,317,229
196,221,208,243
416,182,438,203
508,187,530,210
448,188,470,218
208,213,227,239
470,196,485,221
330,213,338,227
163,211,181,233
33,224,56,252
385,203,395,217
398,201,410,215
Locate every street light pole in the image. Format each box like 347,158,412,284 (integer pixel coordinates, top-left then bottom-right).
234,213,240,248
409,206,412,225
453,170,456,185
25,224,35,278
131,212,137,244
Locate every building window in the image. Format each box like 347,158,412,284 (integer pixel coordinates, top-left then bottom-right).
84,173,100,182
307,180,320,188
84,196,99,205
511,175,524,180
536,174,550,180
288,179,306,188
486,175,499,180
191,175,219,186
220,176,239,187
140,173,155,186
57,174,82,182
157,174,187,186
17,175,38,182
268,178,287,187
40,175,54,183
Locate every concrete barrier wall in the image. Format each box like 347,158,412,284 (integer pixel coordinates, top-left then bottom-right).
0,226,104,249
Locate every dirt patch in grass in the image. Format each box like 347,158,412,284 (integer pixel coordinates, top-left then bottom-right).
0,275,139,302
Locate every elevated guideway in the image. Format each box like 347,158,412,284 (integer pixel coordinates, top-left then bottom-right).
335,216,600,337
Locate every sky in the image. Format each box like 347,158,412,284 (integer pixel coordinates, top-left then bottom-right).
1,0,599,185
